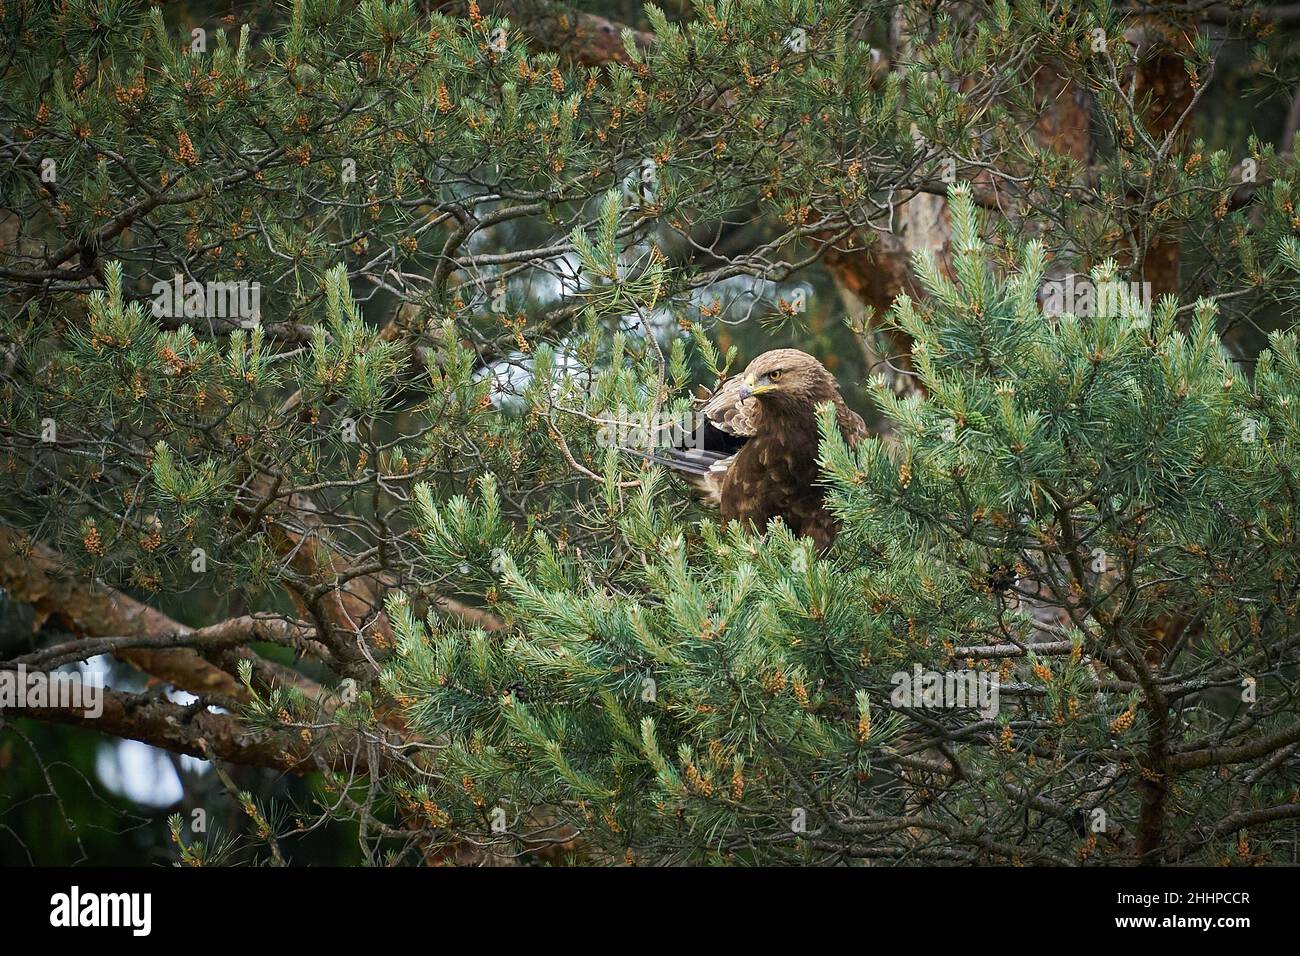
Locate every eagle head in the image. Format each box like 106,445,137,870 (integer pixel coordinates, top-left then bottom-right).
736,349,838,415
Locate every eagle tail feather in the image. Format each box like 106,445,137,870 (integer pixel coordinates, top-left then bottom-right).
621,446,725,477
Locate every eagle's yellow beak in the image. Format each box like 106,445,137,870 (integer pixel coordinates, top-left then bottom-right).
740,374,774,400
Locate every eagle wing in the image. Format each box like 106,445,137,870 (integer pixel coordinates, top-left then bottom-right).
627,372,864,512
698,375,760,438
836,404,869,445
625,377,758,506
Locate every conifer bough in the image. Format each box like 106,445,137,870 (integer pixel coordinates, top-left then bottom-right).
3,0,1300,866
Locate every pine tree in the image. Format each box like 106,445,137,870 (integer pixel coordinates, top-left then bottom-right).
380,185,1300,864
5,0,1300,866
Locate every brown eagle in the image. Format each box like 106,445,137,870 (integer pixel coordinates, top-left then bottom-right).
639,349,867,549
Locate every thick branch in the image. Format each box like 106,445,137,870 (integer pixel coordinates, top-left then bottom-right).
0,527,244,699
11,688,369,774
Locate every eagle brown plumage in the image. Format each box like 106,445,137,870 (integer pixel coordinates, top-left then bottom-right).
639,349,867,550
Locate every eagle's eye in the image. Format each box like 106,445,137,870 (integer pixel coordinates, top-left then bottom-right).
768,369,782,382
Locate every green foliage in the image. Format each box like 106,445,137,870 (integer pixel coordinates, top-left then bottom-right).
382,185,1300,864
7,0,1300,866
